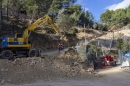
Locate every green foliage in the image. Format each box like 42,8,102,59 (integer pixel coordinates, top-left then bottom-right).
100,10,113,24
56,3,82,32
67,27,78,34
126,6,130,15
3,0,22,12
93,22,98,30
100,24,108,31
48,0,62,14
100,5,130,29
119,39,130,52
69,5,82,25
91,45,100,53
56,14,74,33
48,0,83,31
116,38,125,50
2,0,53,18
92,22,108,31
127,23,130,28
124,43,130,53
79,11,94,27
48,0,77,15
1,0,95,33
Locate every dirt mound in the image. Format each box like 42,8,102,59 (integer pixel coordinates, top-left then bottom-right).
0,52,95,85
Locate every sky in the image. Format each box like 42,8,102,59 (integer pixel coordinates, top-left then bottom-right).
76,0,130,21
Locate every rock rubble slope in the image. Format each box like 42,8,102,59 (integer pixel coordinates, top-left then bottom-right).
0,48,97,85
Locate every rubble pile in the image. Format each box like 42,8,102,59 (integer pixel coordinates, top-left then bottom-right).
0,48,97,85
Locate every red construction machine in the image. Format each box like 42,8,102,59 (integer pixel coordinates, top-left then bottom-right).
97,55,116,68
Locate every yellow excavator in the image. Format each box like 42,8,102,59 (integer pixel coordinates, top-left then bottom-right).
0,14,59,59
108,25,118,32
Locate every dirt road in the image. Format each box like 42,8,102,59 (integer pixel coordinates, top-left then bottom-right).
2,66,130,86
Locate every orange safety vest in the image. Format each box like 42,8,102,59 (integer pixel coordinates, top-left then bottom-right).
58,44,61,48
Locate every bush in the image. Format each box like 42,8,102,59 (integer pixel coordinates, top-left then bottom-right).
127,24,130,29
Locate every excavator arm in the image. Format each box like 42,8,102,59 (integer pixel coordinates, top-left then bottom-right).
21,14,59,44
1,14,59,49
108,25,117,32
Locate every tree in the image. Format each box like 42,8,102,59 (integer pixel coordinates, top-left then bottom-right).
91,45,100,58
85,11,94,27
69,4,82,25
126,6,130,18
48,0,62,14
78,11,85,27
79,11,94,28
56,3,82,32
56,14,74,34
48,0,77,15
100,5,130,29
37,0,53,17
2,0,53,20
116,38,125,50
93,22,98,30
2,0,9,21
2,0,24,20
24,0,38,21
100,10,113,25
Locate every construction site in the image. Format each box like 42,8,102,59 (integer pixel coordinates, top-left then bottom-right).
1,0,130,86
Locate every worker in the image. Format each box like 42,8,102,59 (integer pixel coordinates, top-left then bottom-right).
92,56,97,70
60,44,64,51
109,56,115,66
58,43,61,53
104,57,109,66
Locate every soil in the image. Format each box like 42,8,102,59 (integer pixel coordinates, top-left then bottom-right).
0,48,95,85
2,65,130,86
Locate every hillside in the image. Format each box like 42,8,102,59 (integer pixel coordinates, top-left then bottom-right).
1,0,130,85
1,13,130,86
0,28,130,85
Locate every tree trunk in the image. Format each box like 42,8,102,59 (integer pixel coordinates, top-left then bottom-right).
0,0,2,21
7,0,9,21
0,0,3,30
31,10,35,22
16,7,20,22
31,1,37,23
24,14,27,20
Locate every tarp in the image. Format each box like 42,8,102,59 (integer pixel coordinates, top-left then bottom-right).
118,50,130,67
121,61,129,67
125,53,130,58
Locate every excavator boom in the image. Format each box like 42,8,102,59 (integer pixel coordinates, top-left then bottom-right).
22,14,59,44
